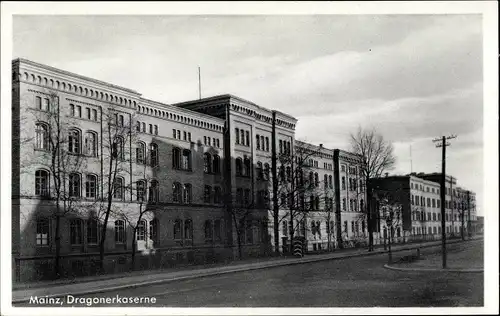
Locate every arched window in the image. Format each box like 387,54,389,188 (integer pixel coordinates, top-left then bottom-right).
181,149,191,170
329,175,333,189
360,199,364,212
279,165,285,182
172,182,182,203
148,180,159,203
184,219,193,241
137,220,146,241
114,220,126,244
204,153,212,174
256,162,263,180
235,158,243,176
136,180,146,201
112,136,124,160
36,218,50,246
172,147,181,169
70,219,83,245
85,174,98,199
204,220,213,241
204,185,212,203
213,155,220,174
286,166,292,182
35,169,50,197
183,184,192,204
69,173,81,197
174,219,182,240
309,195,314,210
314,173,319,187
150,143,158,167
324,175,328,189
244,157,251,177
264,163,270,181
84,131,98,157
87,218,99,245
149,219,158,245
136,142,146,164
315,196,320,210
309,172,314,187
113,177,124,200
68,129,81,154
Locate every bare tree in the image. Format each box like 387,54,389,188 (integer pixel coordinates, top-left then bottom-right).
28,91,86,278
94,106,137,272
274,142,329,253
350,127,396,251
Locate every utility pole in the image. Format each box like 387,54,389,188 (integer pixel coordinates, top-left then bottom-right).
433,134,457,269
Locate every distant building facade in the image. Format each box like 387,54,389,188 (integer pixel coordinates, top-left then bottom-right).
371,172,478,243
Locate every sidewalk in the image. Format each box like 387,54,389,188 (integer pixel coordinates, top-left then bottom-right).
12,237,479,303
385,238,483,272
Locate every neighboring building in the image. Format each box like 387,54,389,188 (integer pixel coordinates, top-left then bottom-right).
371,173,478,243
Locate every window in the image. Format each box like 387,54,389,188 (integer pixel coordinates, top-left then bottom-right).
213,155,220,174
112,137,124,160
150,143,158,167
87,218,99,245
172,148,181,169
70,219,83,245
256,162,263,180
184,219,193,240
149,124,153,134
154,125,158,135
342,198,346,211
148,180,159,203
256,135,260,150
235,128,240,144
85,174,97,199
35,123,49,150
36,218,50,246
214,187,222,204
236,158,243,176
204,185,212,203
282,220,288,236
265,137,269,151
84,132,98,157
136,142,146,164
35,169,50,196
136,180,146,201
181,150,191,170
86,107,91,120
341,177,346,190
114,220,126,244
432,199,436,208
264,163,270,181
68,129,81,154
279,140,283,154
205,220,213,241
204,153,212,173
329,175,333,189
69,173,81,197
240,130,245,145
113,177,124,200
137,220,146,241
174,219,182,240
92,109,98,121
76,105,82,118
172,182,182,202
36,96,42,110
246,132,251,146
183,184,192,204
314,173,319,187
244,157,251,177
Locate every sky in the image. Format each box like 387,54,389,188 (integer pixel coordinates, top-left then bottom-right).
12,14,484,214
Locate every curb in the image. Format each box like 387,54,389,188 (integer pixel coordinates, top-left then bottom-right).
383,264,483,273
12,239,478,304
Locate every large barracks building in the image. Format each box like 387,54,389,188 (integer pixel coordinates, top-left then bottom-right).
11,58,476,282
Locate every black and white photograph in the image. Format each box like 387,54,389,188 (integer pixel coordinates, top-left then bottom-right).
1,2,498,315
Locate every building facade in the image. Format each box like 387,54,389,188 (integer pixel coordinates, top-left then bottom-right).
371,173,478,243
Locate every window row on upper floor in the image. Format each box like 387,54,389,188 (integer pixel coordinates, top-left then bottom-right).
235,128,250,147
255,134,270,152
